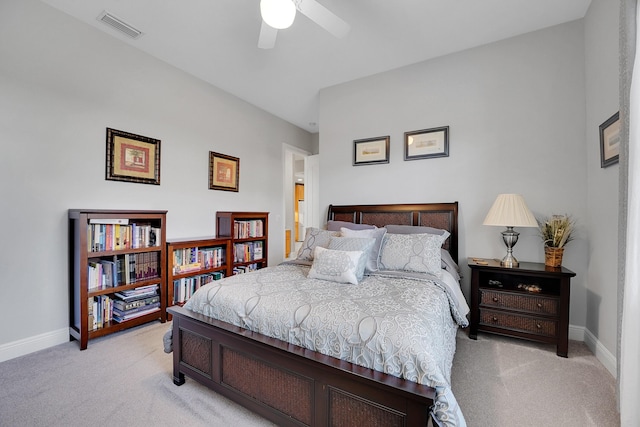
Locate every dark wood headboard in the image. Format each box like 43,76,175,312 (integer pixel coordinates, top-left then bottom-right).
327,202,459,263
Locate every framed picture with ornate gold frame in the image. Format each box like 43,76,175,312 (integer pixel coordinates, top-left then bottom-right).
209,151,239,192
105,128,161,185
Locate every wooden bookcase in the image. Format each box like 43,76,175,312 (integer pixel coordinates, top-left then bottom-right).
68,209,167,350
216,211,269,274
166,236,232,315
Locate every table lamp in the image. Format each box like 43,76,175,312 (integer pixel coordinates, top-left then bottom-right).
483,194,538,268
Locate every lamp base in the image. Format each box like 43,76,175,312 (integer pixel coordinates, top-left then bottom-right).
501,253,519,268
501,227,520,268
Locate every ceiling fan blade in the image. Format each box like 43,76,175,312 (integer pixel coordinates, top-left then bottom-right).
296,0,350,38
258,20,278,49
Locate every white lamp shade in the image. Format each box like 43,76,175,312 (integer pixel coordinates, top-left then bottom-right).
260,0,296,30
483,194,538,227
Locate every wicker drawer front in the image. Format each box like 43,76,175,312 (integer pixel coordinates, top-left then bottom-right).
480,310,557,337
480,290,558,316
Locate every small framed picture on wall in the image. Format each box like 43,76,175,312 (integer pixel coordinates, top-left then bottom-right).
353,136,390,166
599,112,620,168
209,151,240,192
404,126,449,161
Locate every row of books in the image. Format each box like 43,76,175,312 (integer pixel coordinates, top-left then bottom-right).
87,252,159,291
172,246,225,274
172,272,224,304
87,221,160,252
233,220,264,239
87,288,161,330
233,263,259,275
233,241,264,263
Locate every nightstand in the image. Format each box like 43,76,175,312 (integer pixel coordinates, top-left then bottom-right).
468,258,576,357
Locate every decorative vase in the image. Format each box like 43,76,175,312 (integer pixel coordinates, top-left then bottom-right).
544,246,564,267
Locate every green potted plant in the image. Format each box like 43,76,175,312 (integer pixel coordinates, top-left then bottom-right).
539,214,575,267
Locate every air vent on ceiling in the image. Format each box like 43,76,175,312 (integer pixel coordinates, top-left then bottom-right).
97,11,143,39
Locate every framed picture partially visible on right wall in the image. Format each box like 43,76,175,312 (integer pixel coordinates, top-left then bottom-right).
600,111,620,168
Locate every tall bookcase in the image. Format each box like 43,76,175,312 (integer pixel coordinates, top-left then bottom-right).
68,209,167,350
216,212,269,274
166,236,232,315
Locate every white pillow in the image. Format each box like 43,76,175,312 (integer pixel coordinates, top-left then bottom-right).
339,227,387,272
307,246,366,285
328,237,375,279
379,233,446,275
296,227,341,261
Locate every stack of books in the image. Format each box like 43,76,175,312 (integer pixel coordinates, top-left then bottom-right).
112,284,160,323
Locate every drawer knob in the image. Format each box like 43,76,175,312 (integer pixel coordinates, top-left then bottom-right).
492,297,499,303
537,303,543,308
536,323,542,329
492,317,498,322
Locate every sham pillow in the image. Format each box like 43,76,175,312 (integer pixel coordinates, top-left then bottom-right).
326,220,376,232
296,227,341,261
339,227,387,273
379,233,446,276
307,246,366,285
441,249,461,282
328,237,375,279
385,224,451,240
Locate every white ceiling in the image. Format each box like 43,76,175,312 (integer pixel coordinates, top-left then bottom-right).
40,0,591,132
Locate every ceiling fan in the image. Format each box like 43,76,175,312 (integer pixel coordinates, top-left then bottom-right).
258,0,350,49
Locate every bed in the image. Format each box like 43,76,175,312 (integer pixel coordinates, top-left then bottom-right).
167,202,468,426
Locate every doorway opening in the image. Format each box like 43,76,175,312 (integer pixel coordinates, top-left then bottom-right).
283,145,314,259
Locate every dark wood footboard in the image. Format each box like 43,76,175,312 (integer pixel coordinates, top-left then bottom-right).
168,305,435,427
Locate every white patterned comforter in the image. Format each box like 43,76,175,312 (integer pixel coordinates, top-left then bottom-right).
184,262,468,395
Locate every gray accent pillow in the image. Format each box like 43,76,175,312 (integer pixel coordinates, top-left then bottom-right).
328,237,375,280
379,233,446,275
339,227,387,273
326,220,376,232
296,227,341,261
308,246,366,284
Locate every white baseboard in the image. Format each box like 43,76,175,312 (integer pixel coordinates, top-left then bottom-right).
1,324,620,380
0,328,69,363
570,324,617,378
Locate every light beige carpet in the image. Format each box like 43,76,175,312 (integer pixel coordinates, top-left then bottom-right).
0,322,619,426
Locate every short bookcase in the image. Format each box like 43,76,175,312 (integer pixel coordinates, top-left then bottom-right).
216,211,269,274
166,236,232,317
68,209,167,350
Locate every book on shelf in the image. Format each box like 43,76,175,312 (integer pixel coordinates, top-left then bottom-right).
112,288,160,323
112,294,160,311
87,252,159,290
172,246,225,274
88,295,113,330
233,241,264,263
173,262,202,274
87,222,161,252
114,284,159,302
233,219,264,239
112,305,160,323
172,272,224,305
89,218,129,225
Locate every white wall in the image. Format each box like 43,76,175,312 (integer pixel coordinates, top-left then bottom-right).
0,0,312,354
319,22,589,325
584,0,621,370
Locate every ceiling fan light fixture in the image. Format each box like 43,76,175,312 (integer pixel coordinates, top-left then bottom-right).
260,0,296,29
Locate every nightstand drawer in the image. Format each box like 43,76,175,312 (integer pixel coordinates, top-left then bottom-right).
480,289,558,316
479,309,557,337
